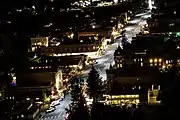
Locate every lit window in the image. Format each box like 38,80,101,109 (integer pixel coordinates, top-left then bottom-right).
155,63,157,66
166,60,168,64
120,64,122,68
140,58,142,61
159,63,162,66
117,64,119,67
150,63,153,66
149,59,153,63
26,98,30,100
134,59,136,62
154,59,157,62
141,62,143,66
159,59,162,62
21,115,24,118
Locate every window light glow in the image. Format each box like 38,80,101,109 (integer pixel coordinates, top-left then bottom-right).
149,59,153,63
159,59,162,62
154,59,157,62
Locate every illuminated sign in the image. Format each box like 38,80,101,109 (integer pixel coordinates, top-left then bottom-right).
11,79,17,87
10,76,17,87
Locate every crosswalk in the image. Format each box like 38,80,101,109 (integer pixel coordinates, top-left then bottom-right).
40,114,61,120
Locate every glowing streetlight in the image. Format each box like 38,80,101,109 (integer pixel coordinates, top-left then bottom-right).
79,66,83,70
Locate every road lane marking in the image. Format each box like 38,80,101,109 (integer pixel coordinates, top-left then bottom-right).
58,98,71,118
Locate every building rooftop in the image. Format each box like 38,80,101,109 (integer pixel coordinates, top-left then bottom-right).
107,66,160,78
17,71,54,87
30,55,85,70
110,84,142,95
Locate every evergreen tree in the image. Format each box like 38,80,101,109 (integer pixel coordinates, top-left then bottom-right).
70,77,82,106
68,93,90,120
87,65,102,103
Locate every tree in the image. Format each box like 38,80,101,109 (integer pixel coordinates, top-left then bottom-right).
67,77,90,120
70,77,82,106
87,65,102,103
42,89,50,103
68,93,90,120
159,67,180,119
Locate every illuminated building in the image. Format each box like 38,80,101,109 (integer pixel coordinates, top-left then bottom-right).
118,12,132,25
29,55,86,85
40,44,99,56
105,66,161,105
31,37,48,52
147,8,180,35
114,46,124,68
19,69,63,90
14,54,87,100
114,35,179,69
78,31,111,39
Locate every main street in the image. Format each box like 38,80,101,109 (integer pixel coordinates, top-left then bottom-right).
94,12,151,81
40,11,151,120
40,94,71,120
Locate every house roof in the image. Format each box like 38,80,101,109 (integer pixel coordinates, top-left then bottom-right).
30,55,85,69
18,72,55,87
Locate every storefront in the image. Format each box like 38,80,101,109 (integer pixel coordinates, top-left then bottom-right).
105,94,140,106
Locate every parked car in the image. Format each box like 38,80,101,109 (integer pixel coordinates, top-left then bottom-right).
50,101,60,107
46,107,56,113
59,96,64,101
